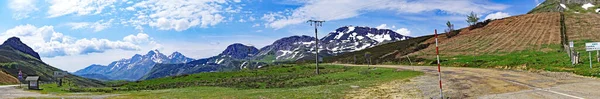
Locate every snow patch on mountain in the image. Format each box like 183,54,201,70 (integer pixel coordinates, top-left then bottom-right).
582,3,594,10
257,26,411,61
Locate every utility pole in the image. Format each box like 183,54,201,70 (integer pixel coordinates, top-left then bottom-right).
308,20,325,74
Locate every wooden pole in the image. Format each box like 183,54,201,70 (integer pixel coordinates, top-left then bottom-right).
308,20,324,74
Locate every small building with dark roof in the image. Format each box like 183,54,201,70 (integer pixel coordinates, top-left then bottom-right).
25,76,40,90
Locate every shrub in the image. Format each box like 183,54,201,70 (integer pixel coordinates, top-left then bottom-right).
468,19,493,30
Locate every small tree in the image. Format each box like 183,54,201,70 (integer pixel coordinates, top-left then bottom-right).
445,21,454,32
445,21,459,38
466,11,479,26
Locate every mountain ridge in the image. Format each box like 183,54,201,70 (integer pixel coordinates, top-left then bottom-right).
74,50,195,81
0,37,41,60
0,37,103,86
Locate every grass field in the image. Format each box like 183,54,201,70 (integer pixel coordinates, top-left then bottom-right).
38,64,422,98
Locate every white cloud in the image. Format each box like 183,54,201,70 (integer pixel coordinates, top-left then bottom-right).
8,0,38,20
0,24,155,58
374,24,410,36
128,0,241,31
125,7,135,11
252,23,261,27
47,0,118,18
66,19,114,32
248,16,256,21
263,0,507,29
484,12,510,20
375,24,396,29
123,33,150,43
395,28,411,36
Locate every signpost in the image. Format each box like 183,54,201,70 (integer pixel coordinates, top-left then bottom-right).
569,41,574,65
18,70,23,80
53,71,67,87
585,42,600,69
18,70,22,87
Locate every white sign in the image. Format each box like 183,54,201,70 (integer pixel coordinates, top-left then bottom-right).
585,42,600,51
53,71,67,78
569,41,574,48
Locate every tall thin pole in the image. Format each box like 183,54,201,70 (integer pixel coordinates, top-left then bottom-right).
407,56,413,71
435,29,444,99
590,52,593,69
308,20,324,74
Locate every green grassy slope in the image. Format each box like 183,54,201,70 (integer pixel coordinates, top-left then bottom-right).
529,0,600,14
49,64,421,98
107,65,422,98
0,45,104,87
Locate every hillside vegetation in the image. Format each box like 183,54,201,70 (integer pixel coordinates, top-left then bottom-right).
529,0,600,14
0,45,103,87
325,35,433,64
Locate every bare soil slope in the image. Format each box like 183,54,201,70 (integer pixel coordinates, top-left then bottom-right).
0,71,18,84
411,12,562,58
565,13,600,41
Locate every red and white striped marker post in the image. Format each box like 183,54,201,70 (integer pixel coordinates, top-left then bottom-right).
435,29,444,99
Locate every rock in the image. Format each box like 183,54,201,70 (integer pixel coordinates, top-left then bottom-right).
351,85,360,89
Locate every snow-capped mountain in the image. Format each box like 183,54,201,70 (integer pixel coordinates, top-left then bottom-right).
74,50,195,81
256,26,411,61
140,43,265,80
257,35,315,61
126,25,411,80
321,26,411,53
167,51,195,63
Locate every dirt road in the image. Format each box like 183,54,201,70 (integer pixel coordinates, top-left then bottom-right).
0,85,118,99
0,85,49,99
339,64,600,99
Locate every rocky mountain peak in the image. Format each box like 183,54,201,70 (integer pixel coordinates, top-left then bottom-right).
219,43,259,59
168,51,183,58
1,37,41,60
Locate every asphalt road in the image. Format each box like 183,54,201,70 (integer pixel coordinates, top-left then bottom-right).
338,64,600,99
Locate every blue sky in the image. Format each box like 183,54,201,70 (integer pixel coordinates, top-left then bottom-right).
0,0,540,72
